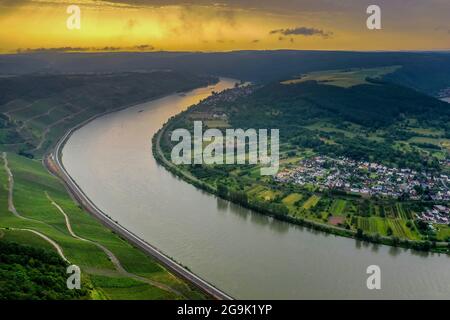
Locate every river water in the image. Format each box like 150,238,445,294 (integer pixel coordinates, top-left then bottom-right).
62,78,450,299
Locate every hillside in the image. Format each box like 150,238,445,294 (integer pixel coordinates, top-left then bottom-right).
157,68,450,250
0,240,89,300
217,69,450,171
0,71,215,158
0,72,213,300
237,79,449,128
1,51,450,95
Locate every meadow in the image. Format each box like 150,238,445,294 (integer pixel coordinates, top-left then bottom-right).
280,66,401,88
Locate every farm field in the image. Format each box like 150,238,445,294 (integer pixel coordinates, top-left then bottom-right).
281,66,401,88
302,195,321,210
330,199,347,216
282,193,302,206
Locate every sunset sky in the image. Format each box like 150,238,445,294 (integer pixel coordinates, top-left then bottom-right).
0,0,449,53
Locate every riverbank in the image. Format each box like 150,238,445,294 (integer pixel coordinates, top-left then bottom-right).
46,93,233,301
152,110,450,255
0,77,222,299
56,77,450,299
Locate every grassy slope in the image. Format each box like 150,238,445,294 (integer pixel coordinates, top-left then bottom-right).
0,72,214,158
0,72,215,300
0,152,205,299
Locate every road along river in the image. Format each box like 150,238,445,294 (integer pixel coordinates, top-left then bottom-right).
61,78,450,299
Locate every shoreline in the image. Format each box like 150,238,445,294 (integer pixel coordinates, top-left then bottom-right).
152,109,450,255
44,90,234,301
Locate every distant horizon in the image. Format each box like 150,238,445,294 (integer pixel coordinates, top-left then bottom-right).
1,0,448,53
2,48,450,56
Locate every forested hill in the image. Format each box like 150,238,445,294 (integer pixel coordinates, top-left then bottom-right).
0,71,215,158
1,50,449,96
232,80,450,129
219,71,449,171
0,241,89,300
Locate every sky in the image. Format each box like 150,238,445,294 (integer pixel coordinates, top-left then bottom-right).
0,0,449,53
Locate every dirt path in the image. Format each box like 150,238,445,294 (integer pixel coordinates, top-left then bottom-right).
3,152,181,295
3,101,36,120
2,152,69,263
2,152,45,225
5,228,70,264
45,192,184,297
18,106,57,131
32,107,88,152
2,152,24,219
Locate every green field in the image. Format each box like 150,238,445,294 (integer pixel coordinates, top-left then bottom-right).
330,199,347,215
89,275,178,300
0,152,205,300
282,193,303,206
281,66,401,88
358,217,388,235
302,195,321,210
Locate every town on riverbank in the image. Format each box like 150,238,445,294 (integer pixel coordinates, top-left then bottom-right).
156,75,450,253
275,156,450,201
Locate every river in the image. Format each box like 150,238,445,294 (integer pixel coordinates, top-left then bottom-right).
61,78,450,299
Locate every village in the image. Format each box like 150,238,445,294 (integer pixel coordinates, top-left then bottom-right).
437,87,450,101
417,205,450,225
187,82,256,121
276,156,450,201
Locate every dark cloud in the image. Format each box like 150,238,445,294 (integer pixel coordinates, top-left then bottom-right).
0,0,30,15
98,0,352,12
17,44,155,53
133,44,155,50
0,0,29,6
270,27,333,39
251,39,260,43
17,47,92,53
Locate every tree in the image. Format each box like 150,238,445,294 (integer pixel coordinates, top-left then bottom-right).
387,226,393,236
217,184,228,198
356,228,364,239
